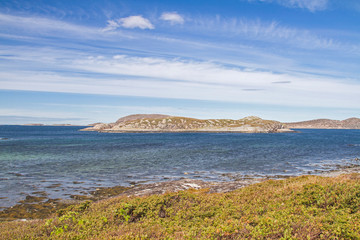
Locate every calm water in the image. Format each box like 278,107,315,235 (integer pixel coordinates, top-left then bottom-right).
0,125,359,208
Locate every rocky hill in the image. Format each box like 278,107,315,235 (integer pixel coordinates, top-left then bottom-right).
81,114,293,133
286,118,360,129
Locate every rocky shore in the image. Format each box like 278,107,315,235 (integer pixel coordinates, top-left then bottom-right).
0,178,263,221
2,164,360,222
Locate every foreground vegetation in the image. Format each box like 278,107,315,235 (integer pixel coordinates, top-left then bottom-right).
1,174,360,239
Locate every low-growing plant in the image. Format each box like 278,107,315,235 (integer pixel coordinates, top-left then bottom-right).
1,174,360,239
115,203,134,222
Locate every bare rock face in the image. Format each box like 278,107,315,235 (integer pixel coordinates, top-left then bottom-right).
286,118,360,129
81,114,293,133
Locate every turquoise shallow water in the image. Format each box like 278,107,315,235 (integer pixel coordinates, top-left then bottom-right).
0,125,359,208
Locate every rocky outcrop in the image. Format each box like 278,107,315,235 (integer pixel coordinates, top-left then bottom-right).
286,118,360,129
119,178,264,197
84,123,115,131
81,114,293,133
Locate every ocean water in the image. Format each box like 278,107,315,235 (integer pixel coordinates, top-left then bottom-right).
0,125,359,208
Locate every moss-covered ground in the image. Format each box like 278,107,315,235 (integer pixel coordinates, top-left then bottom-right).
1,174,360,239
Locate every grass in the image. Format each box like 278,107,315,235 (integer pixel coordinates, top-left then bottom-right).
1,174,360,239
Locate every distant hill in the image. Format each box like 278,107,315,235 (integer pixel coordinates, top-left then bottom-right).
286,118,360,129
81,114,293,133
22,124,80,126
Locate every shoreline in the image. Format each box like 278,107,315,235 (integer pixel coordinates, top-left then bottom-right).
1,164,360,222
100,130,295,133
81,128,295,133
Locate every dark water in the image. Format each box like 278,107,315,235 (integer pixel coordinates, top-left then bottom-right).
0,125,359,208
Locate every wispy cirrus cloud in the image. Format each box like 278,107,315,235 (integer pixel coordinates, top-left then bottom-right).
160,12,185,24
1,12,359,112
1,11,359,81
1,49,359,109
248,0,329,12
0,12,353,54
102,20,120,32
190,16,339,50
0,12,98,36
0,12,153,36
272,81,292,84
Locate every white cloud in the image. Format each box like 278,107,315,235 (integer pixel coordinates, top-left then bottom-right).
118,15,154,29
1,51,359,110
103,15,154,31
160,12,185,24
251,0,329,11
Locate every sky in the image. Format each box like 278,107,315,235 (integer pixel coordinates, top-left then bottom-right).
0,0,359,125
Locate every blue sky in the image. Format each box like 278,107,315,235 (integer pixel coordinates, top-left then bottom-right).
1,0,359,124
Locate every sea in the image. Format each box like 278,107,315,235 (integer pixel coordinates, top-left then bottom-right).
0,125,359,209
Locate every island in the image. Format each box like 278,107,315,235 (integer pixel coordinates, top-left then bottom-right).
80,114,294,133
286,117,360,129
22,124,81,126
